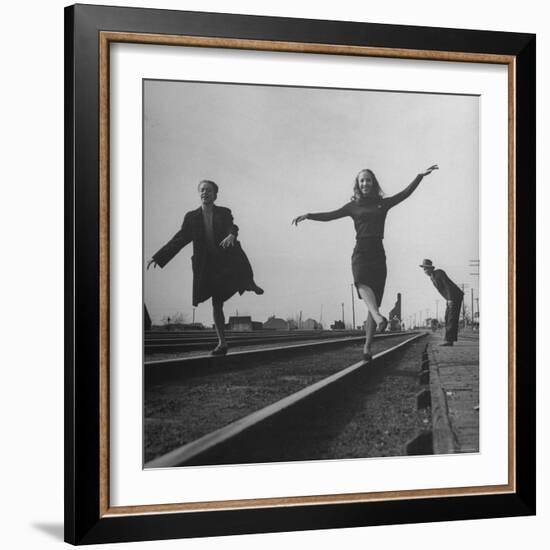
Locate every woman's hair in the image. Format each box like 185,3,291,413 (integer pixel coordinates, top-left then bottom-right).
352,169,384,202
198,179,219,195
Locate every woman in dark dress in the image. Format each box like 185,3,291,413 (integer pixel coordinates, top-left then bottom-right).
292,165,438,361
147,180,263,356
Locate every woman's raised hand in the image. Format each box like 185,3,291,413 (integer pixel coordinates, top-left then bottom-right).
419,164,439,177
292,214,308,226
147,258,158,270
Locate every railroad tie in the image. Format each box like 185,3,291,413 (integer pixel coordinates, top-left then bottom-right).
405,347,434,456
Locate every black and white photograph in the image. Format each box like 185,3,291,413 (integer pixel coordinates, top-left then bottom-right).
143,79,480,468
0,0,540,547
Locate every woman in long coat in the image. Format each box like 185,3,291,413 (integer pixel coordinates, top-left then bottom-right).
292,165,438,362
147,180,263,355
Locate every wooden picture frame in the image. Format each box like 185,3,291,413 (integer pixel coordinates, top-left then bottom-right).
65,4,535,544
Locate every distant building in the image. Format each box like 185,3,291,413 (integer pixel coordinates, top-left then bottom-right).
263,316,289,330
157,322,205,332
331,320,345,330
228,316,253,331
184,322,205,330
388,293,402,331
287,319,298,330
303,318,321,330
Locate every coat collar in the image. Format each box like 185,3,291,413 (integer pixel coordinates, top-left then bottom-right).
193,204,223,238
195,204,220,216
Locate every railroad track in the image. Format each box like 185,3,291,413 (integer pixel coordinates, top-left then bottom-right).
145,331,417,383
145,332,428,468
146,329,359,339
144,329,385,354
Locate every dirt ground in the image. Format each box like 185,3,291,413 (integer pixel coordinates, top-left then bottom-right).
144,334,428,463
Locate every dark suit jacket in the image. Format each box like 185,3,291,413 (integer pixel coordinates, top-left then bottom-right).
153,205,253,306
430,269,464,301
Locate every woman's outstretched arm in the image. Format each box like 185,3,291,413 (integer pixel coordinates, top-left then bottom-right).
147,211,193,269
383,164,438,209
292,204,350,225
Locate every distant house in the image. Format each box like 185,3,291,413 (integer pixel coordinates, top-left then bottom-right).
330,320,345,330
185,322,205,330
263,316,289,330
303,318,321,330
287,318,298,330
228,316,253,331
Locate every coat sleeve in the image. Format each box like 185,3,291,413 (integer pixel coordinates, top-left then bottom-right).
223,208,239,237
152,212,193,268
433,270,452,299
433,270,462,301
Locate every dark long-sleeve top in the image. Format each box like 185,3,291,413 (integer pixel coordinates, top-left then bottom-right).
430,269,464,301
307,175,423,239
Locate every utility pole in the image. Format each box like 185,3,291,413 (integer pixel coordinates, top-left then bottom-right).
436,300,439,321
461,284,466,325
341,302,345,327
471,288,474,328
192,308,196,324
350,284,356,330
459,283,470,327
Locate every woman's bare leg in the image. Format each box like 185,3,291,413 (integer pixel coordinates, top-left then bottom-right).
363,312,376,355
357,284,384,323
357,284,387,354
212,298,226,348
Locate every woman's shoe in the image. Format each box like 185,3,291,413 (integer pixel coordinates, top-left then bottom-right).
211,344,228,356
251,283,264,295
377,317,388,333
362,352,373,363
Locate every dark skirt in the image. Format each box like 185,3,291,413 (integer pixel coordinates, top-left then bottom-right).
352,237,387,306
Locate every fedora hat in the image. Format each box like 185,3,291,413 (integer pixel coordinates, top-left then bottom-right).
419,258,434,268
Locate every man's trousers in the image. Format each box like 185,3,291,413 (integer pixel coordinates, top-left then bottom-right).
444,296,463,342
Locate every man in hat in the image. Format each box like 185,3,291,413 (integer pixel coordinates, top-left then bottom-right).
419,259,464,346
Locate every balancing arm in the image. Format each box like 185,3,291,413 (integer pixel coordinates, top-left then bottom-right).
383,165,439,209
292,204,350,225
150,212,193,268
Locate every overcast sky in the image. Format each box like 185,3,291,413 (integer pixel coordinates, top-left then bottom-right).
144,79,479,328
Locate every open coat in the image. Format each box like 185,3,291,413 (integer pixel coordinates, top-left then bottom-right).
153,205,255,306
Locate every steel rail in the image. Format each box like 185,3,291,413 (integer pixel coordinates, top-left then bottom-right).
145,331,416,367
144,330,385,353
145,331,426,469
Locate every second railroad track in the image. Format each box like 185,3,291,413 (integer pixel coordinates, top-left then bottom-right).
145,331,428,468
